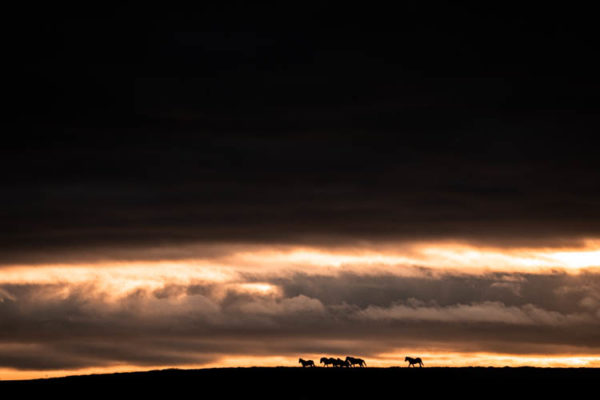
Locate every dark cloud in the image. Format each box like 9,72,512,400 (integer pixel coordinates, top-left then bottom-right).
2,5,600,263
2,270,600,370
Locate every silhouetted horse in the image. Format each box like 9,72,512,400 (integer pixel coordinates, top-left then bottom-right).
405,356,424,368
333,358,350,368
320,357,335,367
345,356,367,367
299,358,315,368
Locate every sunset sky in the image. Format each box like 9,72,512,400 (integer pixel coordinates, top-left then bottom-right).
3,4,600,379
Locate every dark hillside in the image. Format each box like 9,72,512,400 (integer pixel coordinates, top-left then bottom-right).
2,367,599,398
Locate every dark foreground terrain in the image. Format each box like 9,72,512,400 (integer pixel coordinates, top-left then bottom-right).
2,367,599,398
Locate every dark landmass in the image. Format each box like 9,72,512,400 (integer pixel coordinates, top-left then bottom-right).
2,367,599,398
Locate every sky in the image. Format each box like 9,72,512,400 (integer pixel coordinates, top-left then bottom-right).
2,3,600,379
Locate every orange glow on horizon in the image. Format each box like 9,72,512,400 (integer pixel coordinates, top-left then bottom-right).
3,352,600,381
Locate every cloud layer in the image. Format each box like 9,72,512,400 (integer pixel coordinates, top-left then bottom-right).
2,262,600,373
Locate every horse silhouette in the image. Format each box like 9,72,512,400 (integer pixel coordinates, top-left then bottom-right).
299,358,315,368
345,356,367,367
320,357,335,367
405,356,424,368
333,358,350,368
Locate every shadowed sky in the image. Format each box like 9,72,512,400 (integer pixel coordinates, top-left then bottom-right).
2,3,600,379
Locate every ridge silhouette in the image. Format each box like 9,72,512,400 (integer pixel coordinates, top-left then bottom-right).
4,366,597,399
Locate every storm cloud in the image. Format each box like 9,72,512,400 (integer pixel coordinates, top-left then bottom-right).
3,4,600,265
